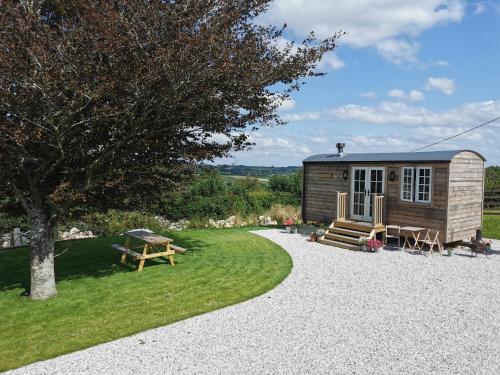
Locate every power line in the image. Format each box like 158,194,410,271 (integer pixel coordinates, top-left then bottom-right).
411,115,500,152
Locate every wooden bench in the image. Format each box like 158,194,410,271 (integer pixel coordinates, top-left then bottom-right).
111,244,145,259
170,244,187,254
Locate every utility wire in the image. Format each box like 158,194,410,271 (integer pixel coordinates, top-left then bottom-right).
411,115,500,152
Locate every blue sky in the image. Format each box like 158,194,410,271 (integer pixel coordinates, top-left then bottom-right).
218,0,500,166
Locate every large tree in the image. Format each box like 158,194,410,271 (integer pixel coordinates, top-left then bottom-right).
0,0,339,299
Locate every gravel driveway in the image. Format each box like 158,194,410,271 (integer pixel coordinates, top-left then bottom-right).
7,230,500,375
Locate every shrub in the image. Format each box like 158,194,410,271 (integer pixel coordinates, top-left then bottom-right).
265,204,301,224
82,210,166,236
0,212,29,234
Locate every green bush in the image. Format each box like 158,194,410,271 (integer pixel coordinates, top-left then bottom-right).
82,210,166,237
0,212,29,234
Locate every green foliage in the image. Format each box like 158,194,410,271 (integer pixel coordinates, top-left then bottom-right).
213,164,301,178
0,169,303,233
0,228,292,371
81,210,167,237
268,170,302,202
162,170,301,221
0,213,29,234
0,197,28,233
486,166,500,190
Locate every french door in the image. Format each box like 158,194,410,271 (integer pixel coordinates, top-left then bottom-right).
350,167,385,222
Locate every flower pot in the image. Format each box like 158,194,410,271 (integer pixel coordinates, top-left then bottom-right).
285,226,292,234
360,244,367,252
292,227,298,234
447,248,453,257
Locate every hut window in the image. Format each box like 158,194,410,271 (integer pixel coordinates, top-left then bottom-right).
416,167,432,203
400,167,432,203
401,167,414,201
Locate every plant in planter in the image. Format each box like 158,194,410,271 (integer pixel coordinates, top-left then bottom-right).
284,218,294,234
315,228,325,238
358,237,368,252
367,238,384,253
309,231,318,242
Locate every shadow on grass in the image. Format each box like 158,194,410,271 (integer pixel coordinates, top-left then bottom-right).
0,232,206,293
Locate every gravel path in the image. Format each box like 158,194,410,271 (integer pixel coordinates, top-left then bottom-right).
7,230,500,375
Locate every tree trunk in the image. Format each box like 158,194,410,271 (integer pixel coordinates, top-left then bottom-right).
28,208,57,300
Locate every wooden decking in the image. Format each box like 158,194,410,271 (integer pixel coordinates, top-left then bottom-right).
319,220,386,251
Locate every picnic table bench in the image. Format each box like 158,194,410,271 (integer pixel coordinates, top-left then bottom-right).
112,229,186,271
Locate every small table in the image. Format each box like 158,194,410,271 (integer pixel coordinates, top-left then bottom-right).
400,226,426,253
113,230,176,271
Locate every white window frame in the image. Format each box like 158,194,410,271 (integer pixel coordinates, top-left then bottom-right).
400,167,414,202
415,167,432,204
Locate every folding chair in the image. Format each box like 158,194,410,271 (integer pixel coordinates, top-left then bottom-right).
384,225,401,249
419,229,443,256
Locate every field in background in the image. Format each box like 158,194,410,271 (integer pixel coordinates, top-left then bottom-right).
484,209,500,239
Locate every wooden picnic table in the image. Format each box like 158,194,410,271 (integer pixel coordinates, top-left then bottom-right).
400,226,426,253
112,230,186,271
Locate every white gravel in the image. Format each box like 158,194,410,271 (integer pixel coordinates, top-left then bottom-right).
6,230,500,375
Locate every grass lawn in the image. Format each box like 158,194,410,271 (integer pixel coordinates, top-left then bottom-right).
484,210,500,239
0,228,292,371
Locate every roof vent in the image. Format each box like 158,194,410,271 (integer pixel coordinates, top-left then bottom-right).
336,142,346,157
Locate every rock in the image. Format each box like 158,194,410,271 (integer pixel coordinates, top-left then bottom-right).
1,234,12,248
227,216,236,225
59,227,95,241
13,228,21,247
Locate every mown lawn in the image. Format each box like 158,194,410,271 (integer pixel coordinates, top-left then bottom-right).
0,228,292,371
484,210,500,239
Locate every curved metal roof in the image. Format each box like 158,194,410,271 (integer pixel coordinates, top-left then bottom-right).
303,150,486,164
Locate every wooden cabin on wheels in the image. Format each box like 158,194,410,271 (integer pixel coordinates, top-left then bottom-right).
302,144,486,250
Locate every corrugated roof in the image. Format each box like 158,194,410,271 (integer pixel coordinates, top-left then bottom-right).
303,150,486,164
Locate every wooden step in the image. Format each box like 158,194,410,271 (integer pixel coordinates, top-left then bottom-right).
324,232,361,244
328,227,371,238
333,220,386,234
318,237,360,251
333,220,373,233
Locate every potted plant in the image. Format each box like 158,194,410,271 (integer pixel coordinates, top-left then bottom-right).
284,218,294,234
309,231,317,242
447,247,454,256
315,228,325,238
358,237,368,252
367,238,384,252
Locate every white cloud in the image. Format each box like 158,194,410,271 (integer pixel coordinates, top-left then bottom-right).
408,90,426,102
318,53,345,70
265,1,466,65
266,0,466,47
328,99,500,127
247,133,311,156
361,91,378,99
377,39,420,65
431,59,449,67
425,77,456,95
278,97,296,111
281,111,322,122
388,89,405,99
474,2,486,14
388,89,425,102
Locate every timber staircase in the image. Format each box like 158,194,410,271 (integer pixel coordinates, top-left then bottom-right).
319,220,385,251
317,191,386,250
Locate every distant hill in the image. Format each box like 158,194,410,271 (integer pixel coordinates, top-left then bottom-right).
205,164,301,178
